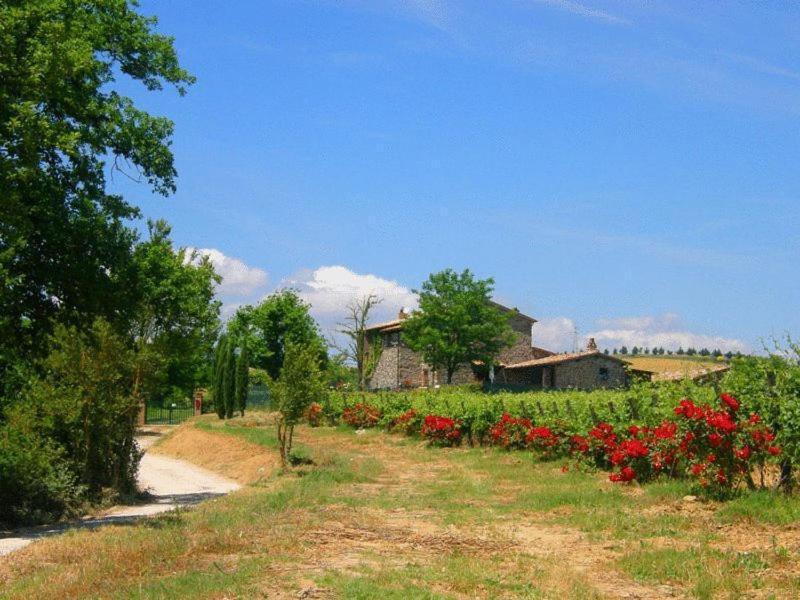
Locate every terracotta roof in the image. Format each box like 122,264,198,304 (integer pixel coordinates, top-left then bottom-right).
364,319,403,332
503,350,628,369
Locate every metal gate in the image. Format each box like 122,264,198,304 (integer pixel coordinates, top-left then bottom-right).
144,402,194,425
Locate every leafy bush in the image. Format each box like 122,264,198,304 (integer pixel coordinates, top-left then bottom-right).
342,403,382,429
306,402,324,427
0,426,82,528
389,408,420,435
489,413,534,450
330,385,782,498
11,321,141,499
421,415,462,446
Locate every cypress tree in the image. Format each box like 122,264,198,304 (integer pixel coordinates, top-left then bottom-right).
224,340,236,419
235,345,249,417
214,335,227,419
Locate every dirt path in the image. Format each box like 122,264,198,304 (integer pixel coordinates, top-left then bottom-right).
0,431,240,557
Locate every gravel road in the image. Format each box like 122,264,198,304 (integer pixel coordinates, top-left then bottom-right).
0,432,240,557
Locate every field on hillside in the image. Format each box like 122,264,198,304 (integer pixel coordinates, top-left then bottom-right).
617,355,723,371
3,415,800,599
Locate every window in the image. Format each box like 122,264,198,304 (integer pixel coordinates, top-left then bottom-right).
383,331,400,348
599,367,609,382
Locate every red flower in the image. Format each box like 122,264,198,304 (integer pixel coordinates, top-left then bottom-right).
720,393,740,412
628,425,640,437
768,446,781,456
706,411,736,433
654,421,677,440
708,433,723,447
620,438,649,458
735,445,751,460
620,466,636,481
749,413,761,425
715,468,727,484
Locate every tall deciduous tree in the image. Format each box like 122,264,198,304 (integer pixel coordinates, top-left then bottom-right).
337,294,382,390
402,269,515,384
228,290,326,380
273,342,326,468
0,0,194,399
127,220,220,405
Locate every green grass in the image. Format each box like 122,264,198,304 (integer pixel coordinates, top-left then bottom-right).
716,489,800,525
194,418,279,449
616,545,765,599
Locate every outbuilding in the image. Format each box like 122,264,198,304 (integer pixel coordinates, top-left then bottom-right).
498,349,629,390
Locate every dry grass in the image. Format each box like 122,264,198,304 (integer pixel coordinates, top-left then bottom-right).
150,419,277,484
622,356,727,379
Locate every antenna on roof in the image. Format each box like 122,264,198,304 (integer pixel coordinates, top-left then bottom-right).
572,326,579,353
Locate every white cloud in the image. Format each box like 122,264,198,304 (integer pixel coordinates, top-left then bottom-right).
588,314,748,353
533,317,578,352
187,248,269,298
280,265,418,338
533,313,748,354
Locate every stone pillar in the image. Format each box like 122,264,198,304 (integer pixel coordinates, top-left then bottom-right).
193,389,205,416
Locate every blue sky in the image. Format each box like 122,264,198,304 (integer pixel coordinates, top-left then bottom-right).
116,0,800,352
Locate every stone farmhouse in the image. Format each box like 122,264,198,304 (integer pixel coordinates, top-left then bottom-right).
365,303,630,390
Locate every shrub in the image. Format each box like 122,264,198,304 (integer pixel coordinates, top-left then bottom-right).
342,403,382,429
0,426,82,528
390,408,420,435
421,415,462,446
306,402,324,427
273,342,327,467
489,413,533,450
526,425,565,459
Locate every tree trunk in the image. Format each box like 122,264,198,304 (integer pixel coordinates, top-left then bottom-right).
779,459,793,493
277,421,287,468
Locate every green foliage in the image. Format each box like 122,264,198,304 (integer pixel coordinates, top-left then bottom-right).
325,352,358,390
723,346,800,486
0,0,194,396
0,426,81,528
128,220,221,405
402,269,515,383
235,345,249,417
2,320,140,526
326,380,718,444
227,290,327,380
273,342,327,466
213,336,228,419
223,339,236,420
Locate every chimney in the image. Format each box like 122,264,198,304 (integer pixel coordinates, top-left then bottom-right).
587,337,598,351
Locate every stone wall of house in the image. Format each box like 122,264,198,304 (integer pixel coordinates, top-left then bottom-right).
552,355,628,389
369,346,399,389
397,346,424,388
